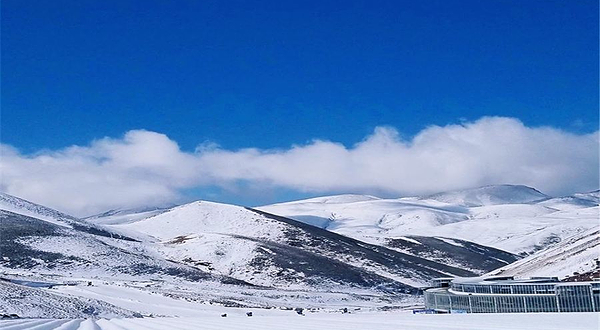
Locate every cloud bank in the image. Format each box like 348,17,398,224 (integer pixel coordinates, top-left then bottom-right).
1,117,598,216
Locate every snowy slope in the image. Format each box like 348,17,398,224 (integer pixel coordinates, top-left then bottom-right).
421,184,549,206
488,226,600,279
538,190,600,211
0,280,136,318
280,194,381,204
83,206,172,225
0,193,79,227
110,201,478,290
416,205,599,255
0,193,137,241
259,186,599,256
0,209,245,286
260,196,469,240
574,190,600,203
0,193,454,319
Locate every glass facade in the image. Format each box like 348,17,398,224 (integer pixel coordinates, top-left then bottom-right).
424,278,600,313
556,284,595,312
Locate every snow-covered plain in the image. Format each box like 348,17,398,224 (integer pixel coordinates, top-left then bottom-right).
1,312,598,330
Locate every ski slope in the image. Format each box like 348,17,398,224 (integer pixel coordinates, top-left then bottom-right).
1,312,598,330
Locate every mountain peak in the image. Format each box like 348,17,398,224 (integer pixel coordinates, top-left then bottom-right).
421,184,549,207
266,194,380,207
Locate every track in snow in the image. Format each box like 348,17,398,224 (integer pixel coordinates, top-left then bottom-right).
1,313,598,330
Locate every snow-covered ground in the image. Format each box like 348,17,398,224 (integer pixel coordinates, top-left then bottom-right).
1,312,598,330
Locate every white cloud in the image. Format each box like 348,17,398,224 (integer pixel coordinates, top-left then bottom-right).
1,117,598,216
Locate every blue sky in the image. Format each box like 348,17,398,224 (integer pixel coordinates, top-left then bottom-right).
3,0,598,151
1,1,598,214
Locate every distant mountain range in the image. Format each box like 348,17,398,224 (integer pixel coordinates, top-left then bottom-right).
0,184,598,318
1,193,501,294
259,185,599,256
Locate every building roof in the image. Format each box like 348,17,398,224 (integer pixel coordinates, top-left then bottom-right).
441,276,561,286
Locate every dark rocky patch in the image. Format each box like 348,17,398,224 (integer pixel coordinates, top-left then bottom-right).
386,236,520,274
0,211,88,268
70,223,139,242
246,208,477,291
0,210,250,287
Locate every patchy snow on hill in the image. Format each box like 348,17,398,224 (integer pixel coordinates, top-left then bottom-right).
0,193,78,227
1,185,597,324
411,206,599,255
259,186,599,256
110,201,478,290
488,226,600,279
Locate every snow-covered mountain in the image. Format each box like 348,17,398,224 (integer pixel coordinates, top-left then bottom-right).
0,197,285,318
1,193,497,305
105,200,482,290
0,209,244,286
420,184,549,207
487,227,600,279
259,194,470,239
0,193,80,227
413,204,598,255
3,192,505,320
384,235,517,273
259,185,599,256
2,185,597,320
1,193,427,317
83,206,171,225
537,190,600,211
0,193,136,241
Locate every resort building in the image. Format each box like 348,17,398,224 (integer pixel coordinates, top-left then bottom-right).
424,276,600,313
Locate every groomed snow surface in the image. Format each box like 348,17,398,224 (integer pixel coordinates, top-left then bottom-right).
1,312,598,330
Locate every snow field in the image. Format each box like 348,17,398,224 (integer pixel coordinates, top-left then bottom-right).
1,312,598,330
259,190,599,255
